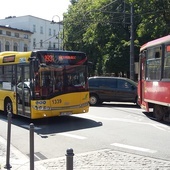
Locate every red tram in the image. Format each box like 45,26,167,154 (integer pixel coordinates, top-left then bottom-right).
138,35,170,122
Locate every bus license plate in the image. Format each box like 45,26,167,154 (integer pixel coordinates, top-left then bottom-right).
60,112,72,116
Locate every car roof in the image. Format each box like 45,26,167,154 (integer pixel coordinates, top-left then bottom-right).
18,81,30,87
88,76,137,86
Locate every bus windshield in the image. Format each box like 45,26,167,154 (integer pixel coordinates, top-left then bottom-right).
31,51,88,99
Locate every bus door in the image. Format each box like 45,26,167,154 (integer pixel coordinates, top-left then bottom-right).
16,65,31,117
138,51,146,106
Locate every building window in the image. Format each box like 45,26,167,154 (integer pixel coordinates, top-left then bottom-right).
33,38,36,48
24,34,28,39
15,33,19,38
0,30,2,34
40,40,43,47
53,30,56,36
24,44,28,51
53,43,56,49
49,41,51,49
40,26,43,34
6,31,11,36
49,28,51,36
33,25,36,32
5,41,10,51
13,42,18,51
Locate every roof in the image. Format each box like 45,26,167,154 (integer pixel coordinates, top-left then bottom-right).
0,25,32,34
140,35,170,51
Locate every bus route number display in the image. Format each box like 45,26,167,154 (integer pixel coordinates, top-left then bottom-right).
44,54,54,63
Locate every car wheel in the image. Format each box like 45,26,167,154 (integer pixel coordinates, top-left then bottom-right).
89,94,100,106
135,96,139,107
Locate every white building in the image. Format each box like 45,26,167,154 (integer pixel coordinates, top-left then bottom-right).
0,25,32,52
0,15,63,51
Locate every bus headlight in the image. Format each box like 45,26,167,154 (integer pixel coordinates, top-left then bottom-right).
33,106,51,110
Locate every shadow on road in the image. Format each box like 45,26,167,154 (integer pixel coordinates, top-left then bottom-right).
0,112,102,135
34,116,102,136
143,111,170,126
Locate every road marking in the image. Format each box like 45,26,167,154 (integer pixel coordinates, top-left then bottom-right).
33,154,42,161
111,143,157,153
34,152,47,161
83,115,169,131
114,107,143,111
58,133,87,139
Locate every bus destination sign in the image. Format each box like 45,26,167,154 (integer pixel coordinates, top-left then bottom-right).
43,54,78,64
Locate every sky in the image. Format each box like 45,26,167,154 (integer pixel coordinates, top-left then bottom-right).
0,0,71,21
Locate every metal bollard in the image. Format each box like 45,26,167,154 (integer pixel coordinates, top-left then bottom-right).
4,112,12,170
30,123,34,170
66,148,74,170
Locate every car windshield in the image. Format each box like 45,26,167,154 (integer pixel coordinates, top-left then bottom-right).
127,79,137,86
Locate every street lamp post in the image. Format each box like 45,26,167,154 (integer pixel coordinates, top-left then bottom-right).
51,15,62,50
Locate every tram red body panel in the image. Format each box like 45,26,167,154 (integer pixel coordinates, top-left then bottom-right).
138,80,170,112
143,81,170,104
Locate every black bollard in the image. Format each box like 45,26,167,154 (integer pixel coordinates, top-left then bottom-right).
4,112,12,170
66,148,74,170
30,123,34,170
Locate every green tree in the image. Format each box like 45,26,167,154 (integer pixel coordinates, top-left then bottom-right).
63,0,170,78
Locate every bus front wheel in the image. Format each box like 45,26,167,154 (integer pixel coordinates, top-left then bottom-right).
4,99,13,115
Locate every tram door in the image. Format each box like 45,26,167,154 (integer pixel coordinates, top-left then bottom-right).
138,52,146,106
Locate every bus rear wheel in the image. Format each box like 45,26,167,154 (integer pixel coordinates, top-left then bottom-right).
153,105,164,121
4,99,13,115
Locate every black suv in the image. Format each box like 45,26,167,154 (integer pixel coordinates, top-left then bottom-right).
88,76,137,106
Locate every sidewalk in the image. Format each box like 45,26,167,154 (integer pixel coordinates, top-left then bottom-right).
1,136,170,170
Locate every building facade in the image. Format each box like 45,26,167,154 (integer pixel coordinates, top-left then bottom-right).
0,15,63,51
0,25,32,52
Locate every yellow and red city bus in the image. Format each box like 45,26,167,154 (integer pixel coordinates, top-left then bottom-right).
0,50,89,119
138,35,170,122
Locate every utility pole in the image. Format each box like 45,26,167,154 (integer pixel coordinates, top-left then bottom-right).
130,3,135,80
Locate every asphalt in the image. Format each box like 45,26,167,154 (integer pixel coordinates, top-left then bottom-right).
0,136,170,170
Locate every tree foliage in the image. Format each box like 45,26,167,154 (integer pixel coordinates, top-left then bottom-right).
63,0,170,78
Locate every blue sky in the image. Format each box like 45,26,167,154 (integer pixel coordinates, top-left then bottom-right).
0,0,71,21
